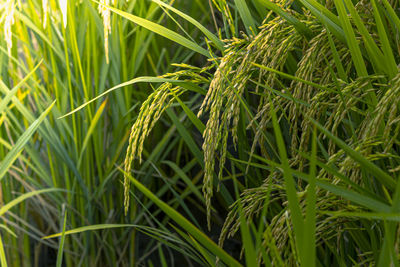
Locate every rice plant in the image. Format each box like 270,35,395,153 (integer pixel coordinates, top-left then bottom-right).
1,0,400,266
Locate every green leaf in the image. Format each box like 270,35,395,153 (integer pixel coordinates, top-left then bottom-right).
188,235,217,267
297,0,345,42
0,101,56,182
381,0,400,35
98,2,210,57
59,77,202,118
120,169,242,267
151,0,225,51
370,0,397,78
251,63,331,92
162,160,204,202
0,234,7,267
251,154,392,212
301,127,317,267
0,188,61,217
269,96,304,258
43,224,140,239
308,117,396,189
0,60,43,113
322,211,400,222
234,0,257,35
333,0,369,79
0,225,16,238
77,99,108,169
238,201,258,267
56,209,67,267
258,0,312,37
341,0,391,77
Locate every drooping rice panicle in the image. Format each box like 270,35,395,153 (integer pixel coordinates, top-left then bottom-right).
123,67,209,214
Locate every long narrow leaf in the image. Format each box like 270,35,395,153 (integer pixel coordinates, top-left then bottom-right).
0,188,61,217
234,0,257,35
0,101,56,181
99,2,210,57
121,169,242,267
308,117,396,189
151,0,224,51
0,234,7,267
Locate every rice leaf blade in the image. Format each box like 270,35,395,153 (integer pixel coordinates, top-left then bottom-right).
99,2,210,57
0,101,56,182
0,188,61,217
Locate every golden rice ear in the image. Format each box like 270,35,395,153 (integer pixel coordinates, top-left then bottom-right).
123,82,184,215
42,0,48,28
199,16,304,230
59,0,67,28
98,0,111,64
4,0,15,57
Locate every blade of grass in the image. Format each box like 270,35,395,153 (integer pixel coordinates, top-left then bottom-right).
238,199,257,267
325,27,347,82
0,225,16,238
169,225,211,265
381,0,400,34
333,0,367,78
43,224,140,239
0,234,7,267
98,2,210,57
250,154,392,212
120,169,242,267
14,11,64,60
251,62,333,92
341,0,392,77
378,172,400,266
229,155,257,267
188,235,217,267
370,0,397,78
301,127,317,267
165,108,234,206
322,211,400,221
332,0,378,108
151,0,224,51
297,151,381,201
308,117,396,189
0,188,62,217
0,101,56,181
162,160,204,202
169,92,205,133
0,60,43,113
77,99,108,169
56,208,67,267
258,0,312,37
269,96,304,259
59,77,204,118
296,0,345,42
233,0,257,35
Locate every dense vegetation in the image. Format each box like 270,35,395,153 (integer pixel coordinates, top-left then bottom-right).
1,0,400,266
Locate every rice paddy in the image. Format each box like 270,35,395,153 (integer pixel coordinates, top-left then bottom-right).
1,0,400,266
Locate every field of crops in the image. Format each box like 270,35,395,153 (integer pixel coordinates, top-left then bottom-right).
1,0,400,266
